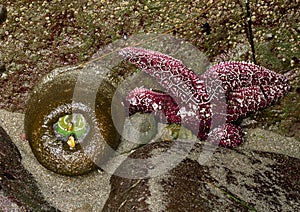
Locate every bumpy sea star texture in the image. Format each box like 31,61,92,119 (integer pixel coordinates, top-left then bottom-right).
119,47,290,147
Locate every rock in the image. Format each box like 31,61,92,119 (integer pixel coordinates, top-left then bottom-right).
72,203,92,212
264,33,273,40
0,126,59,211
0,5,7,24
103,140,300,211
120,113,157,149
103,141,246,211
205,148,300,211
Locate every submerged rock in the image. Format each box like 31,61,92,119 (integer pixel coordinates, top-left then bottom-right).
103,141,300,211
0,126,59,211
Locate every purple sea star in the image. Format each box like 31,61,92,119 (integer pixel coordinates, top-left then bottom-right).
119,47,290,147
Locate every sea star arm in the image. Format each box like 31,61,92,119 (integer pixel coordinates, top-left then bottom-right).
126,87,181,124
260,83,290,105
203,61,290,94
208,123,244,147
226,86,268,122
203,61,290,122
226,83,290,122
119,47,207,106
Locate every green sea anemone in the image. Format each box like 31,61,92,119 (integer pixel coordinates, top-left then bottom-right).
24,65,124,176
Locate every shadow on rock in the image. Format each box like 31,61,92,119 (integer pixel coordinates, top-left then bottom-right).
0,126,59,211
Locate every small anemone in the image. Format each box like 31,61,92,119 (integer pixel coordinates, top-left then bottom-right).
53,113,90,144
25,66,124,176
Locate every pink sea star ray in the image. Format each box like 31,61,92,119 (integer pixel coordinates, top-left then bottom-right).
119,47,290,147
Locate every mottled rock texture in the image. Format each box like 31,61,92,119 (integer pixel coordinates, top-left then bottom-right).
104,141,300,211
0,126,58,211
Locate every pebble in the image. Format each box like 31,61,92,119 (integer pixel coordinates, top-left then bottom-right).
123,32,128,41
0,4,7,24
21,133,27,141
264,33,273,40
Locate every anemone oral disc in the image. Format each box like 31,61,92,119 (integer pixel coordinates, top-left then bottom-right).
55,113,89,139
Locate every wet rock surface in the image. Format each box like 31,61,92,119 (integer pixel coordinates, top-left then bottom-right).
206,149,300,211
0,126,58,211
104,141,300,211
